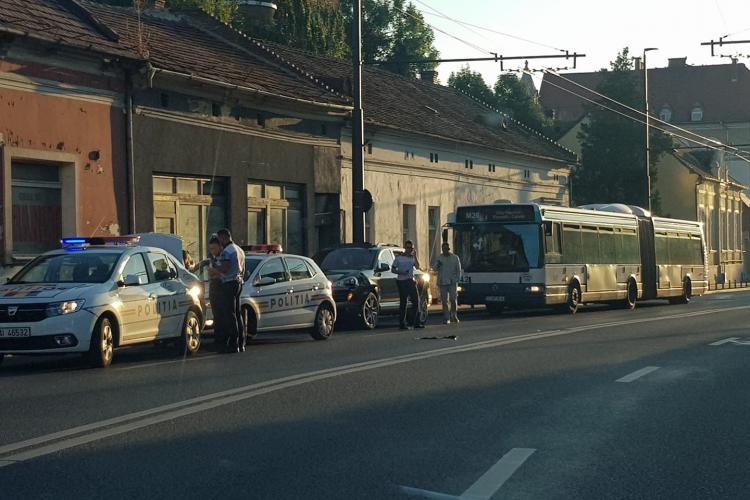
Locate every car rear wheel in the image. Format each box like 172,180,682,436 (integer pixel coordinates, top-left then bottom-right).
243,306,258,340
567,283,581,315
177,310,201,356
669,279,692,305
360,293,380,330
311,304,334,340
88,316,115,368
623,279,637,310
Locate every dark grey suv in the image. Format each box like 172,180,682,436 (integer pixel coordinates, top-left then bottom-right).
313,244,430,330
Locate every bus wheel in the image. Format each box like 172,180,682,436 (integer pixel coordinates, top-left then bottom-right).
567,284,581,314
486,303,504,315
624,279,637,310
670,279,691,305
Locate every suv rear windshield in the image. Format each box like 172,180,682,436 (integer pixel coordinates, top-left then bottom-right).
318,248,377,271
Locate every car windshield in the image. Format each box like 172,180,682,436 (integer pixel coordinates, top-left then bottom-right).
455,223,542,272
318,248,377,271
197,257,262,282
10,251,123,284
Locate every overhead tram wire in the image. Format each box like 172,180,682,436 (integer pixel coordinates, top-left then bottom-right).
535,72,750,164
544,69,749,157
413,0,566,54
412,0,503,47
391,2,494,57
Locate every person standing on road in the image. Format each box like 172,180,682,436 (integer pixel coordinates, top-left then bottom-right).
209,229,246,353
392,240,424,330
207,236,226,350
435,242,462,325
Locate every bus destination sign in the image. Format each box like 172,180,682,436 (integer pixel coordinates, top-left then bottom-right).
456,205,536,223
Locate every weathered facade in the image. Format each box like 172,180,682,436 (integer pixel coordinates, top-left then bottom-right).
0,33,128,274
2,0,576,271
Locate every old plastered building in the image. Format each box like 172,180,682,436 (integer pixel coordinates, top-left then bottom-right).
1,0,576,270
255,42,577,266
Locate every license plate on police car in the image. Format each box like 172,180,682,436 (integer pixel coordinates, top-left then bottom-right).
486,296,505,303
0,327,30,337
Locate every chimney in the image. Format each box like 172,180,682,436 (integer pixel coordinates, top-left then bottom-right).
237,1,278,26
420,69,439,85
633,57,642,70
668,57,687,68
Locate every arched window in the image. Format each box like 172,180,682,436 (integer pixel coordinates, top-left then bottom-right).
659,106,672,122
691,105,704,122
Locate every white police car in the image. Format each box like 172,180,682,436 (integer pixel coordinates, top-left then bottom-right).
197,244,336,341
0,235,204,368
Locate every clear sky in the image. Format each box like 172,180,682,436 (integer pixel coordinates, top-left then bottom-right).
418,0,750,87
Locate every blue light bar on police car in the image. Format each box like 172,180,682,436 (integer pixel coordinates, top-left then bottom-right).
61,236,140,248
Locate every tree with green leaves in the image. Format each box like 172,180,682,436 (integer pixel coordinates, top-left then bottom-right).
383,0,438,77
494,73,550,131
574,48,672,212
447,66,495,105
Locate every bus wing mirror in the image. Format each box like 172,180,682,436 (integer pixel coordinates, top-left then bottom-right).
442,228,448,243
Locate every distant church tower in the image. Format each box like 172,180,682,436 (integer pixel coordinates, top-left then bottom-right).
519,61,539,102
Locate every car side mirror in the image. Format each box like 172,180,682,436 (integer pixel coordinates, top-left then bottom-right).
254,276,276,287
119,274,143,287
376,263,390,272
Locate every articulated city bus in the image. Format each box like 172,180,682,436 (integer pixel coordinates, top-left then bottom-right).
447,203,707,314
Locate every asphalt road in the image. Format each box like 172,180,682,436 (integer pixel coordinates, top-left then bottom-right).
2,291,750,499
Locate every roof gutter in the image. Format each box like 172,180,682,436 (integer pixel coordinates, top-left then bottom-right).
149,66,352,114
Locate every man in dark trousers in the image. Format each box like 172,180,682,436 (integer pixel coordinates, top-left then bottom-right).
209,229,246,353
392,240,424,330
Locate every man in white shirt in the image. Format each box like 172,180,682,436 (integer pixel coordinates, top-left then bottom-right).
392,240,424,330
434,242,462,324
210,229,246,353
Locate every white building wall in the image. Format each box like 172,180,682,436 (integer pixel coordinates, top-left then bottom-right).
341,129,572,266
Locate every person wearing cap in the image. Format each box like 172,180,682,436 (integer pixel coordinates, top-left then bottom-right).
209,229,246,353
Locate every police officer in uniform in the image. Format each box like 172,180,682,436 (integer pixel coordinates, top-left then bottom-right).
210,229,246,353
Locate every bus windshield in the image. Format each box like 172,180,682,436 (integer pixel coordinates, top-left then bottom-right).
455,223,541,272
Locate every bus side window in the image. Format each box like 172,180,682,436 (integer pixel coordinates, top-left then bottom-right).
545,222,562,263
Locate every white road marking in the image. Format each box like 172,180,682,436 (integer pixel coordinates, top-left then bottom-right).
460,448,536,499
709,337,741,346
398,448,536,500
114,354,222,371
1,304,748,468
399,485,460,500
616,366,660,383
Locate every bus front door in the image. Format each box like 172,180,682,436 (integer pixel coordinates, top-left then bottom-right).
638,218,657,300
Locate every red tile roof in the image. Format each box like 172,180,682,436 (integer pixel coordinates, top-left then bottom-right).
540,63,750,125
0,0,575,163
200,18,576,163
0,0,349,106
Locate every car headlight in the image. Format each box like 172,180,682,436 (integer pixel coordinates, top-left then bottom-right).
187,285,202,300
47,300,85,317
334,277,358,288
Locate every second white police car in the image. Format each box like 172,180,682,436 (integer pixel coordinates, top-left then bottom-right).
197,244,336,341
0,235,204,368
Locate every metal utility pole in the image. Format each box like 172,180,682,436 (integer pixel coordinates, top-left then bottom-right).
351,0,365,244
643,47,658,212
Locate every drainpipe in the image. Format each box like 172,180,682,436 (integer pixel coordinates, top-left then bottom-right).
125,71,136,233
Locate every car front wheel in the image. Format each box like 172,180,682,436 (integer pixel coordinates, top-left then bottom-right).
360,293,380,330
177,310,201,356
88,316,115,368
